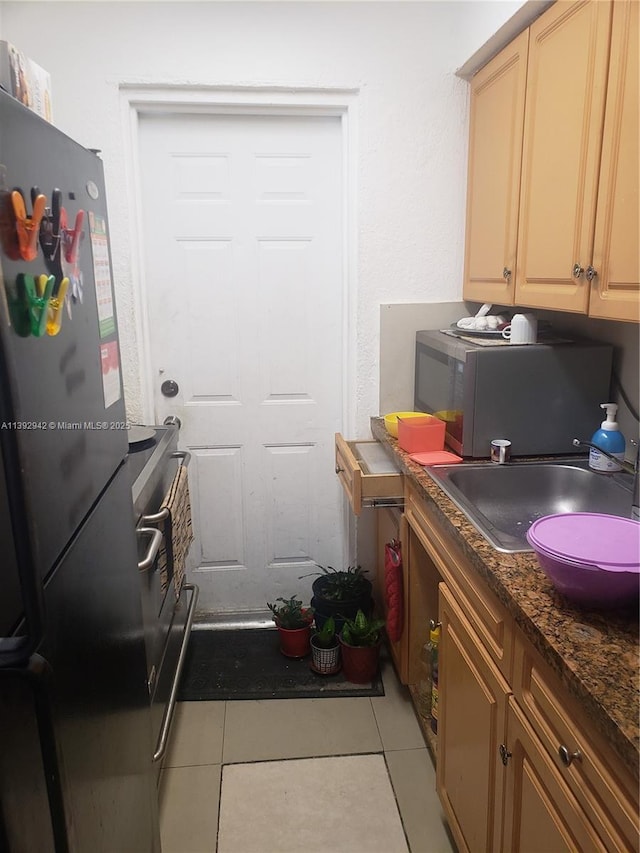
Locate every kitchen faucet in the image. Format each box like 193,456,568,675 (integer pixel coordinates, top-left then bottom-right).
572,438,639,521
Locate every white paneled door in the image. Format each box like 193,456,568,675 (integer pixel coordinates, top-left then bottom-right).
138,112,345,613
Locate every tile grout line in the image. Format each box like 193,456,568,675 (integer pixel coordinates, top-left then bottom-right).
370,687,414,853
383,751,414,853
215,700,228,853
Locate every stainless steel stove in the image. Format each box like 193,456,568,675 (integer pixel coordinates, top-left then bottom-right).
128,419,198,779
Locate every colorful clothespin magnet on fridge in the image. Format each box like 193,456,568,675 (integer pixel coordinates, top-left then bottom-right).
11,188,46,261
46,276,68,336
33,274,55,337
19,272,54,337
7,275,32,336
60,207,84,265
0,166,21,260
39,188,62,268
0,188,22,260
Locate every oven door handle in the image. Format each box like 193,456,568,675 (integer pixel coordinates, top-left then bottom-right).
141,452,191,526
152,583,199,763
141,507,169,525
136,527,163,572
171,450,191,468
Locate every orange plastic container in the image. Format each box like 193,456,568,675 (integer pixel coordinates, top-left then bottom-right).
397,415,445,453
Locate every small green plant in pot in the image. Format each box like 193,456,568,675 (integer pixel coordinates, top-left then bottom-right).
339,609,386,684
267,596,314,658
310,616,341,675
300,565,373,633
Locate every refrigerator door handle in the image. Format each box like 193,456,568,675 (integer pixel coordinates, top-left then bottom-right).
136,527,163,572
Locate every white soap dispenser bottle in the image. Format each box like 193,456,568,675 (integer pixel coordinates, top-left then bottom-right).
589,403,626,472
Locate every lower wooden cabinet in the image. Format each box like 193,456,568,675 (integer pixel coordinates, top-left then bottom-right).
437,582,509,853
338,441,639,851
512,629,639,852
403,484,639,852
502,697,609,853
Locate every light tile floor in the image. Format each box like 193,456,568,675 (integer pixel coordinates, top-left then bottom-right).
159,653,456,853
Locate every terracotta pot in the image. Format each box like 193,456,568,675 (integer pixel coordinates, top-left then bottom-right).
310,634,341,675
338,636,381,684
276,623,312,658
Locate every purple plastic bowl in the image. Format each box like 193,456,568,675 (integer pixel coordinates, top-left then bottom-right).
527,536,640,608
527,513,640,569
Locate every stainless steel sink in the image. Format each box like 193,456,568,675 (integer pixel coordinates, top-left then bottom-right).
426,458,635,552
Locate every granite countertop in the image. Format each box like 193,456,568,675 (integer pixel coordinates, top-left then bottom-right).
369,417,639,782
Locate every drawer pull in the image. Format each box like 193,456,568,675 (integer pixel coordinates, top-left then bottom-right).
335,465,344,474
558,745,582,767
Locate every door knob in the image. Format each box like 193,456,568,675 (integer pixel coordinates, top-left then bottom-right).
161,380,179,398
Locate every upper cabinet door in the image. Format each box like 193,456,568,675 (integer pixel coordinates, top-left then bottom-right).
515,0,613,313
463,31,529,305
589,0,639,322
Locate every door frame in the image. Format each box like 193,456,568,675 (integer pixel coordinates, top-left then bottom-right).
119,84,359,439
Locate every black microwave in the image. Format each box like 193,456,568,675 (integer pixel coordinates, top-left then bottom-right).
414,330,613,458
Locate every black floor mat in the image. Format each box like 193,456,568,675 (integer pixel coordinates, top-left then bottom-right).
177,627,385,701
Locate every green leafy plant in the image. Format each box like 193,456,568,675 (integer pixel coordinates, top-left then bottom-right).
299,565,369,601
313,616,337,649
267,596,314,630
341,609,385,647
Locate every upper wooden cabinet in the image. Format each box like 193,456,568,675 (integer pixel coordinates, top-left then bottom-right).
516,0,612,313
463,0,639,323
589,0,639,321
463,30,529,305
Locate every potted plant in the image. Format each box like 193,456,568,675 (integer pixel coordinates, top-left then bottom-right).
267,595,314,658
300,565,373,634
310,615,341,675
339,609,386,684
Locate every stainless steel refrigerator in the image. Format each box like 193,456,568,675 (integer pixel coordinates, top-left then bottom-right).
0,90,160,851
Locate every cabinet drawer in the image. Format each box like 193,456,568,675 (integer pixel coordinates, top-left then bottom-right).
404,480,513,682
513,630,639,852
335,434,403,515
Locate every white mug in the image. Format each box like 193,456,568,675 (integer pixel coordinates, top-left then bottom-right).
502,313,538,344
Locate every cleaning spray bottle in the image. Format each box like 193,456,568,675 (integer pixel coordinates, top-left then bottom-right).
589,403,626,472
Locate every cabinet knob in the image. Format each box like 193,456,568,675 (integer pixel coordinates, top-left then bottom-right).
502,267,512,282
558,745,582,767
335,465,344,474
586,265,597,282
572,263,584,279
499,744,512,766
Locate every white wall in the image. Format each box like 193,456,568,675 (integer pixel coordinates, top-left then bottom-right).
0,0,524,435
